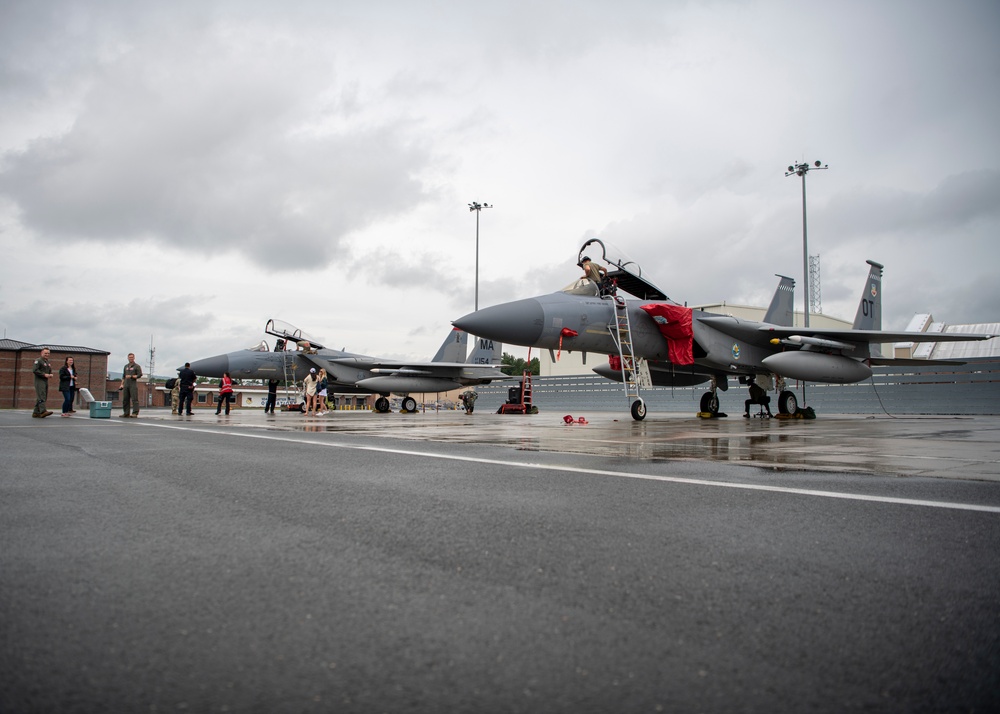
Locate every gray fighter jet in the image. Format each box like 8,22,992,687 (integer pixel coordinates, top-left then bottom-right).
453,239,995,420
189,319,509,413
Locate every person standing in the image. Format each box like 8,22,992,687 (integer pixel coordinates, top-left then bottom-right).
178,362,197,415
316,368,329,415
32,348,54,418
216,371,234,415
264,378,279,414
118,353,143,418
303,368,318,415
170,374,181,415
58,356,79,417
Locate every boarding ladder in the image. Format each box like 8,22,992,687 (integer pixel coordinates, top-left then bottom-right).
521,371,533,410
279,345,298,406
606,295,651,411
498,370,534,414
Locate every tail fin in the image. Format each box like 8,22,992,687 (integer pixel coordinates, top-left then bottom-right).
763,274,796,326
432,328,468,362
852,260,884,332
467,336,502,365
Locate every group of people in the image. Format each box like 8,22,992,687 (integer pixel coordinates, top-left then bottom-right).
31,349,146,418
29,348,283,418
302,367,330,415
31,348,81,418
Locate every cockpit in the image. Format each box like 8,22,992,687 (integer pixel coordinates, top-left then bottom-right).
262,319,326,353
560,238,671,301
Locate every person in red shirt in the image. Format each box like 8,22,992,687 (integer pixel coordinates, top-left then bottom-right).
216,371,234,415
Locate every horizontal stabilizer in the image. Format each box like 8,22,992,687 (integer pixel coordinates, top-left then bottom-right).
760,326,996,344
868,357,968,367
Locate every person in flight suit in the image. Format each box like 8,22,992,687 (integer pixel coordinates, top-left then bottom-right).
119,353,143,417
32,347,54,418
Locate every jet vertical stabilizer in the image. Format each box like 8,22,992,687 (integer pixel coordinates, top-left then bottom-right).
853,261,883,331
432,328,468,362
467,336,502,366
763,275,796,326
852,260,884,358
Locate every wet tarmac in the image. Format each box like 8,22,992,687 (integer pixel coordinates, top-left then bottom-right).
140,407,1000,481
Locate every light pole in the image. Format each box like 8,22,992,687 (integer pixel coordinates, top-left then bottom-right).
468,201,492,311
784,161,828,328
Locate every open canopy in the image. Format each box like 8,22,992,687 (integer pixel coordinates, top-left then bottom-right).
565,238,672,301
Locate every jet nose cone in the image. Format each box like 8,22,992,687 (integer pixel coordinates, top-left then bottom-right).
188,354,230,378
453,298,544,347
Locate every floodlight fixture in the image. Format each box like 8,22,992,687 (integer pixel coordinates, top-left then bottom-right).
468,201,493,311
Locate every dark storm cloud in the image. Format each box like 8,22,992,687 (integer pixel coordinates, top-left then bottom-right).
821,170,1000,238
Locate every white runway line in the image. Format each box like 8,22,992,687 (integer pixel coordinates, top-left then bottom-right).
126,420,1000,514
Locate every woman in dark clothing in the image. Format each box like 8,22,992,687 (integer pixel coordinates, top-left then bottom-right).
58,356,78,416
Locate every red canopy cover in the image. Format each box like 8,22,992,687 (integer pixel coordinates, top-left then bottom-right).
639,304,694,365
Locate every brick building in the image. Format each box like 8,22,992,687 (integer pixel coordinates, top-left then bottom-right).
0,339,111,410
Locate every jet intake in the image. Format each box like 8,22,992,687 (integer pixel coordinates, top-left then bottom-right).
761,352,872,383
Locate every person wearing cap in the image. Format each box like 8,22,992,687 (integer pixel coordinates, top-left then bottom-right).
303,367,319,415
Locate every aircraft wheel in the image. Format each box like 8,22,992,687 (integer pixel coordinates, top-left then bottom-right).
699,391,719,415
630,399,646,421
778,390,798,415
374,397,390,413
402,396,417,412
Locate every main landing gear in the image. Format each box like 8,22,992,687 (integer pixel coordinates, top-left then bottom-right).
699,390,720,415
777,390,797,415
698,380,801,417
373,395,418,413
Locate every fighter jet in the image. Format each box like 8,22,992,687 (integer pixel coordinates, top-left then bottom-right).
453,239,995,420
189,319,509,413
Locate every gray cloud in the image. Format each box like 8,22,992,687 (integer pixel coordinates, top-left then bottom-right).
0,3,434,270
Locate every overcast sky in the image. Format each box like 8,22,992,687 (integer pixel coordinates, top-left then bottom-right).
2,0,998,376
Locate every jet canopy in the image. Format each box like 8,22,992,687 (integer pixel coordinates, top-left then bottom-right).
264,319,326,350
561,238,671,301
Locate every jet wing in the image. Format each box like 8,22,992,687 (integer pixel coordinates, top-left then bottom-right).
759,327,997,344
329,357,504,372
